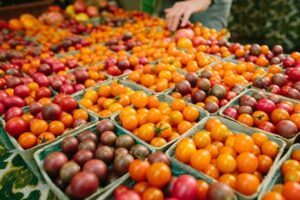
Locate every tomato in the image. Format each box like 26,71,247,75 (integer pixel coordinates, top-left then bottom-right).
183,106,199,122
38,132,56,144
97,85,111,97
175,138,197,163
205,118,221,131
205,144,219,159
251,132,268,148
133,182,148,195
48,121,65,136
291,149,300,162
171,99,186,111
193,130,211,148
219,174,236,188
197,180,209,200
147,162,171,188
131,91,148,108
170,111,184,126
233,134,254,153
211,124,229,142
60,112,74,128
83,90,98,103
289,113,300,129
177,120,192,134
282,182,300,200
262,192,285,200
73,109,89,121
59,96,78,112
237,114,254,127
129,160,150,182
252,111,269,125
5,117,28,137
142,187,164,200
257,155,273,174
216,153,236,173
155,122,172,139
18,132,37,149
147,108,161,123
236,152,258,173
271,108,290,124
137,123,155,142
281,160,300,175
147,96,160,108
203,164,220,180
122,115,138,131
150,137,167,147
30,119,48,135
261,140,279,159
284,170,300,183
190,149,211,171
235,173,260,195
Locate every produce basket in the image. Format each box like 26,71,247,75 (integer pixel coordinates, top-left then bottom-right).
219,88,300,145
113,93,209,152
33,121,155,200
78,79,152,119
258,143,300,199
166,116,286,200
98,158,224,200
0,95,98,181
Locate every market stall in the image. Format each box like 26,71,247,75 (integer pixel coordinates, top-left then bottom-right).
0,0,300,200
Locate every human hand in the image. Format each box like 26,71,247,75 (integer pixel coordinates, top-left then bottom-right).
165,0,211,31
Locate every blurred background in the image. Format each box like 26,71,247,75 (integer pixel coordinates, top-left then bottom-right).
0,0,299,51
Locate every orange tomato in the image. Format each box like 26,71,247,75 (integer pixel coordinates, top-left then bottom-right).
261,140,279,159
190,149,211,171
216,153,237,173
233,134,254,154
251,132,268,148
129,160,150,182
175,138,197,163
122,115,138,131
262,192,285,200
142,187,164,200
235,173,260,195
30,119,48,135
73,109,89,120
18,132,37,149
146,162,171,188
182,106,199,122
219,174,236,188
37,132,56,144
236,152,258,173
193,130,211,148
48,121,65,136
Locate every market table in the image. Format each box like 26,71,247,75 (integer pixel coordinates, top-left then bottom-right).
0,141,57,200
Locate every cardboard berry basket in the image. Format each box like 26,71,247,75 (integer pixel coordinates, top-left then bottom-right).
0,97,98,181
33,121,155,200
166,116,286,200
78,79,153,119
112,93,209,152
258,143,300,199
219,88,300,146
98,158,236,200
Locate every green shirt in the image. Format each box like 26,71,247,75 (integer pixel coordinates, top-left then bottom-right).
153,0,232,30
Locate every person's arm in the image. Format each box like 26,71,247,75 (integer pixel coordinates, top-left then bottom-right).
165,0,212,31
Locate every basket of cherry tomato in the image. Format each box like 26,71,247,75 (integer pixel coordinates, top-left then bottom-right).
113,93,208,151
166,116,286,200
34,120,154,200
259,143,300,200
78,80,152,119
220,88,300,144
100,153,238,200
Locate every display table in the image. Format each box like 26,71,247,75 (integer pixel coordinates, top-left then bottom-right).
0,142,57,200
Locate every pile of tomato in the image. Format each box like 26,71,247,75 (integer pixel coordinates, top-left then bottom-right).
173,118,280,196
262,147,300,200
0,1,300,199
